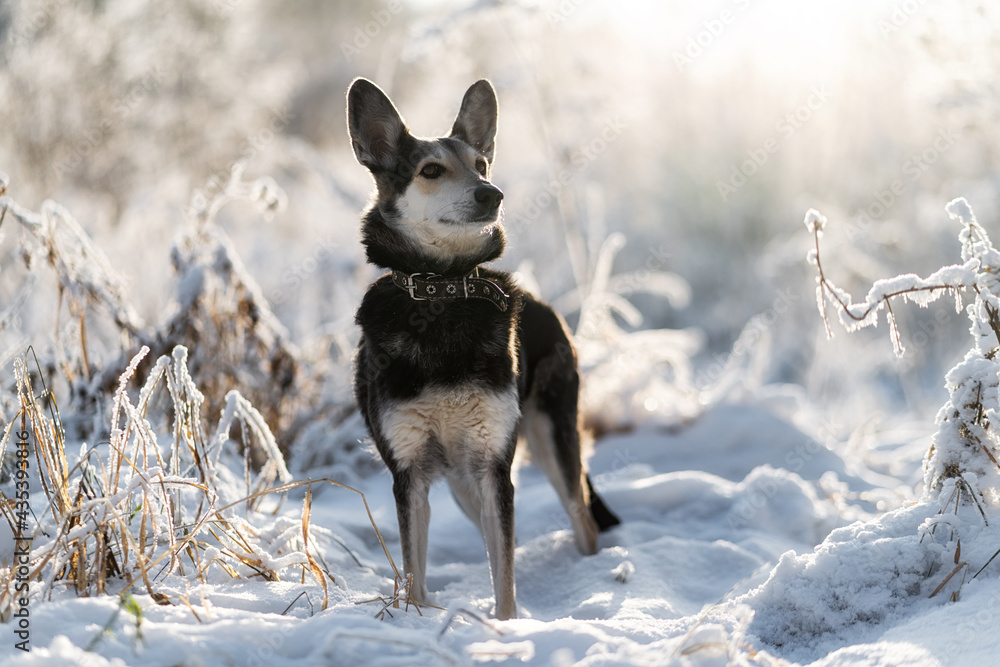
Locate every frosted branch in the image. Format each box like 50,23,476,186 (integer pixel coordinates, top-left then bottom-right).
806,208,978,356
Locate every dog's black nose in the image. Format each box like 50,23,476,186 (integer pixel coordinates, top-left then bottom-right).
474,185,504,209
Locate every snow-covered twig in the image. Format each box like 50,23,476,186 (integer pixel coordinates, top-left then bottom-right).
806,207,977,357
807,198,1000,508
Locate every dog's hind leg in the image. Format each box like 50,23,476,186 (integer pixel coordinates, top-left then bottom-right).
525,354,620,555
391,469,431,604
523,401,599,555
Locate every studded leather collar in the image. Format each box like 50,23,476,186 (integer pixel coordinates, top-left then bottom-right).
391,268,509,312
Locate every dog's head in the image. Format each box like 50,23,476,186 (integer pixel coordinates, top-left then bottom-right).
347,78,506,275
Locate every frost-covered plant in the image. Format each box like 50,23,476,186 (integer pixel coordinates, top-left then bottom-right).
0,167,306,459
0,0,297,209
178,164,374,475
0,173,147,435
549,232,701,434
807,197,1000,508
0,344,419,619
1,166,368,478
164,163,301,455
0,345,309,606
0,174,144,342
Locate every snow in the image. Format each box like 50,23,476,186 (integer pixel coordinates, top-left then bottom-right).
945,198,974,228
804,209,827,233
739,504,943,662
6,398,1000,666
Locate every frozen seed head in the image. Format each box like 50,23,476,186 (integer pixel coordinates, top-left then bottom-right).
946,197,974,226
804,208,827,233
251,176,287,218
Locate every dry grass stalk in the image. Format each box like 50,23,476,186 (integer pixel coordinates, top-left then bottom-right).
0,345,338,617
302,486,329,610
1,177,407,624
0,340,426,623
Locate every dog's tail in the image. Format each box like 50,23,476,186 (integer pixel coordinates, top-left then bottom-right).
586,474,621,531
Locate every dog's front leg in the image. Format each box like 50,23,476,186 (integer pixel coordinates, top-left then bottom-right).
479,456,517,620
392,469,431,604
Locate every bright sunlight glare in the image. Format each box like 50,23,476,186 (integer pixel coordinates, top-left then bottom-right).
610,0,870,83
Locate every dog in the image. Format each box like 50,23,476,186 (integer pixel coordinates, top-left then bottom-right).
346,77,620,620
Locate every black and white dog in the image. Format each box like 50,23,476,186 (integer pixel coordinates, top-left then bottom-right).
346,78,619,620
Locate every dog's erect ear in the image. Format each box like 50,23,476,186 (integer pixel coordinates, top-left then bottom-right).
346,78,408,172
450,79,498,163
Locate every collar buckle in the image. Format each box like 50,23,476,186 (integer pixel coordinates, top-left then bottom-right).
400,272,433,300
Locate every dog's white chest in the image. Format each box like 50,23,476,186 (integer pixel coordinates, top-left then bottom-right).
379,385,520,470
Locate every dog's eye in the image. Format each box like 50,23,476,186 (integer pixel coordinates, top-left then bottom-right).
420,163,445,179
475,160,488,176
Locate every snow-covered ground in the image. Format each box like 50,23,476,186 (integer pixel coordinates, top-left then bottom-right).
4,396,998,667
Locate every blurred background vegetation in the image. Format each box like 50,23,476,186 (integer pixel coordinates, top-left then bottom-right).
1,0,997,459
